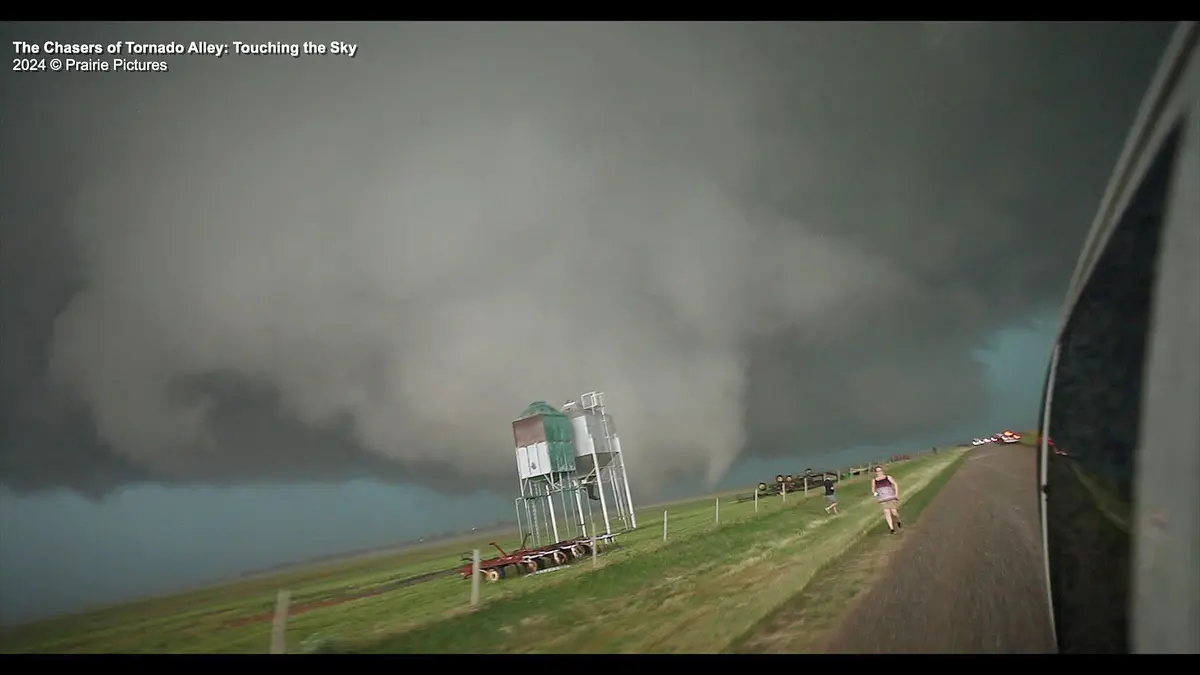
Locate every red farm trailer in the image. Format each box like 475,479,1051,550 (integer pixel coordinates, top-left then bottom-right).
456,533,619,582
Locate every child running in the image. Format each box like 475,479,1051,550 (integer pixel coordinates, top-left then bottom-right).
823,474,839,514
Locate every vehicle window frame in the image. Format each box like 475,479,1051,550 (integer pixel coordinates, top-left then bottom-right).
1039,21,1199,654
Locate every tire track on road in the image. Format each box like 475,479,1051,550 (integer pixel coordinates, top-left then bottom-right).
822,444,1055,653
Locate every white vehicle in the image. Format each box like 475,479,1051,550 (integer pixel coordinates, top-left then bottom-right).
999,431,1023,444
1037,21,1198,654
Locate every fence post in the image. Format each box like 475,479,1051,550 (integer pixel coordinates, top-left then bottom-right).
470,549,481,609
715,497,720,524
782,482,787,504
662,510,668,541
592,535,598,567
754,487,759,513
270,589,291,654
804,478,808,496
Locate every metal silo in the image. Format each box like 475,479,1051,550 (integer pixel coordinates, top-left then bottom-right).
567,391,638,536
511,393,638,550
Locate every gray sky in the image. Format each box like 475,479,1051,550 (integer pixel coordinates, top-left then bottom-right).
0,21,1175,623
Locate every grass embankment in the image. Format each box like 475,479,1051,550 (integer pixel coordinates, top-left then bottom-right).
335,450,965,653
1,450,962,654
0,480,817,653
728,450,968,653
0,534,506,653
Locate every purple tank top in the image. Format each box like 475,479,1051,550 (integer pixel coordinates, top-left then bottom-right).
874,476,896,501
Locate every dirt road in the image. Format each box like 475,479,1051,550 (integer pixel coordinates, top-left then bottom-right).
822,443,1056,653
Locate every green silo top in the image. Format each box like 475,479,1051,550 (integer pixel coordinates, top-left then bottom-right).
517,401,565,420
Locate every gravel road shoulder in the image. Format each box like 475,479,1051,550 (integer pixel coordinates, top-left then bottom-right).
820,443,1055,653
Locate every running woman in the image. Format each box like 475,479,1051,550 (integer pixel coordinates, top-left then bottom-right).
871,466,903,533
823,474,839,514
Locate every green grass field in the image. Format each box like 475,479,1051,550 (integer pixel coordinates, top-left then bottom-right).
0,449,965,654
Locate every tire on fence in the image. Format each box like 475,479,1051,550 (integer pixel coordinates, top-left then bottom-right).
483,569,501,583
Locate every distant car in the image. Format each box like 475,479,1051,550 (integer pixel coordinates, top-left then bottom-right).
999,431,1023,444
971,438,988,446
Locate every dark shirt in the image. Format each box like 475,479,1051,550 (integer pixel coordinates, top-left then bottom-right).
823,479,836,495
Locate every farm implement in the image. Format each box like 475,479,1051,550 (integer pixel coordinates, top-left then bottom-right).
456,533,621,582
735,470,837,503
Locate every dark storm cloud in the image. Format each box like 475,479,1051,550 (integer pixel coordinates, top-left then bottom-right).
0,22,1175,497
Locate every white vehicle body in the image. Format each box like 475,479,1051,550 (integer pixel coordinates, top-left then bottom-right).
1037,21,1199,654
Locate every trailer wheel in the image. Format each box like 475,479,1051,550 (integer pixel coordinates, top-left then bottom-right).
497,566,508,579
483,569,501,583
569,545,585,558
579,544,592,557
551,551,567,565
525,561,539,574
